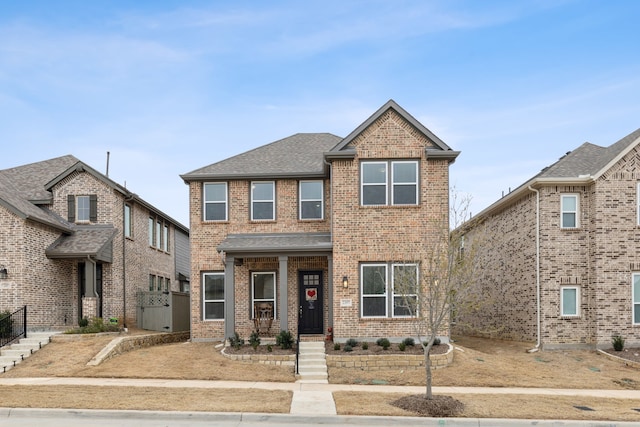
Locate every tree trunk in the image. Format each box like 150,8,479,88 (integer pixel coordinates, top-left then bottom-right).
424,340,434,399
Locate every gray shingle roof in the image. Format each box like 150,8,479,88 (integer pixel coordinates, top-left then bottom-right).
1,155,79,202
218,232,332,254
539,127,640,179
46,225,117,261
182,133,342,181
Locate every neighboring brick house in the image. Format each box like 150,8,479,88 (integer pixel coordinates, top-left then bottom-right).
0,155,190,330
458,128,640,349
181,100,460,342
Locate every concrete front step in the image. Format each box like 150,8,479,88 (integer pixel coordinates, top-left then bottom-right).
296,341,329,383
0,331,58,374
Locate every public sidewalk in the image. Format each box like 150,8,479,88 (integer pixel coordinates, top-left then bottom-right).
2,376,640,416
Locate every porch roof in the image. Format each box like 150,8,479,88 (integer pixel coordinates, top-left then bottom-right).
217,232,332,255
45,225,117,262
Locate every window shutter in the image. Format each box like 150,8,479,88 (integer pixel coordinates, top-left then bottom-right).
89,195,98,222
67,195,75,222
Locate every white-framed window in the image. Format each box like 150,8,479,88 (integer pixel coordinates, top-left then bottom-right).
392,263,419,317
203,272,225,320
299,180,323,220
76,195,91,222
148,218,154,246
251,181,275,221
252,272,276,318
560,286,579,317
633,273,640,325
636,183,640,226
361,263,419,318
361,162,388,206
149,274,155,291
561,194,579,228
204,182,228,221
392,161,418,205
163,224,169,252
361,160,419,206
156,220,162,249
124,204,132,238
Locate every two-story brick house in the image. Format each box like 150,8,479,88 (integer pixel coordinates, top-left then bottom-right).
458,128,640,349
182,100,459,342
0,155,190,329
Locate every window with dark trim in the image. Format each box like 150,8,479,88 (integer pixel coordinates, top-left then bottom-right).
203,272,225,320
68,194,97,223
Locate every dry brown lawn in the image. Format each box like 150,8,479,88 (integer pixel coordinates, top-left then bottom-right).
2,332,640,420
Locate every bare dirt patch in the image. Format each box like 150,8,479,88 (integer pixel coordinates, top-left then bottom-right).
3,332,640,419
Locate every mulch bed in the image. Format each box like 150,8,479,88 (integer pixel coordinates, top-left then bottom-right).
602,348,640,363
392,394,464,417
325,341,450,356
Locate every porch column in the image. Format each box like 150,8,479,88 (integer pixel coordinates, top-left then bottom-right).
224,256,235,339
327,255,333,332
279,256,288,331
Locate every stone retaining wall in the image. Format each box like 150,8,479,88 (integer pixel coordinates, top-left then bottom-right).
81,331,190,366
326,344,454,371
220,348,295,367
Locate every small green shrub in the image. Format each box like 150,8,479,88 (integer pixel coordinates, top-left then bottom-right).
267,344,273,352
345,338,358,348
334,343,341,350
398,342,406,351
376,338,391,350
362,342,369,350
275,330,294,350
65,317,120,334
249,330,261,351
424,338,442,347
228,332,244,350
343,344,353,352
612,335,625,351
0,310,13,338
402,337,415,347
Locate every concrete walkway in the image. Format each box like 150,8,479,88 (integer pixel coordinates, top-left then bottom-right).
2,376,640,416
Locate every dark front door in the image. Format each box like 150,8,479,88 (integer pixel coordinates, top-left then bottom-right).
299,271,323,334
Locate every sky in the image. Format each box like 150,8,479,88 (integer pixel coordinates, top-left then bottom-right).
1,0,639,227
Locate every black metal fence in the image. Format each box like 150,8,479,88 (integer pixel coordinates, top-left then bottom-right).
0,306,27,348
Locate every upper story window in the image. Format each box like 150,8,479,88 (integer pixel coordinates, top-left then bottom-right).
561,194,579,229
361,161,418,206
204,182,227,221
67,194,97,223
299,180,323,220
149,215,170,252
633,273,640,325
636,183,640,226
124,204,132,238
251,181,275,221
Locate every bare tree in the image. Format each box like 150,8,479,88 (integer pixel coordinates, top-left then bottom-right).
394,189,485,399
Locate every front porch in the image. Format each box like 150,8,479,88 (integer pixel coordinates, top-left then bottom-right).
218,232,333,340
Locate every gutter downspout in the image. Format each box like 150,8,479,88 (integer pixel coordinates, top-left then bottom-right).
527,186,541,353
122,196,134,329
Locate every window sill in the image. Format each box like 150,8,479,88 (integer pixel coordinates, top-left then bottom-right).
359,204,420,209
203,319,225,322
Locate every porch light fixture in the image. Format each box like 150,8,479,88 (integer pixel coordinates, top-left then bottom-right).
342,276,348,288
0,266,7,279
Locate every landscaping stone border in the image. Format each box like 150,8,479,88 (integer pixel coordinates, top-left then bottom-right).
220,347,296,367
84,331,190,366
326,344,454,371
597,349,640,369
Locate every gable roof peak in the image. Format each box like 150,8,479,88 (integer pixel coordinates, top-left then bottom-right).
328,100,459,162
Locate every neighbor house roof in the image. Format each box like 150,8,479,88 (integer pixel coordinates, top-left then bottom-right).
0,155,188,234
473,127,640,219
181,133,342,181
46,225,117,262
217,232,332,255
